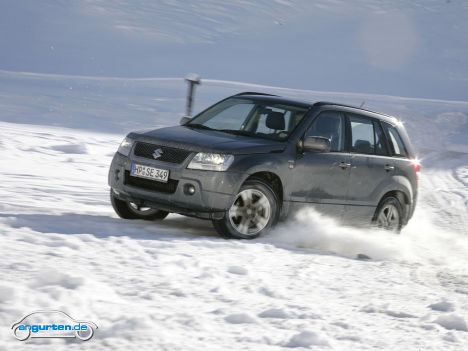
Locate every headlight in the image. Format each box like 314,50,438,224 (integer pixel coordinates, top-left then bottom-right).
117,137,134,157
187,153,234,171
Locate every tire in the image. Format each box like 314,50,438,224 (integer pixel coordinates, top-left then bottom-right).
110,189,169,220
212,179,279,239
372,196,404,233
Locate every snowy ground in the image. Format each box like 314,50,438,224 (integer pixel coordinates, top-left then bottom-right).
1,74,468,350
2,0,467,349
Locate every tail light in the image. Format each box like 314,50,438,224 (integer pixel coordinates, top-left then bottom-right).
411,159,421,180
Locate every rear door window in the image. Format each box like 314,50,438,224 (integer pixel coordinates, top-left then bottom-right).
348,114,375,154
383,123,408,157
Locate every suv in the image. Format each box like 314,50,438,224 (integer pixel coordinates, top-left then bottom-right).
108,92,420,239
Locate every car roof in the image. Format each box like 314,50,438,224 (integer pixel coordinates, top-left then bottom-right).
233,92,399,124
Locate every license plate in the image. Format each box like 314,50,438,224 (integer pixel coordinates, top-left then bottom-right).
131,163,169,183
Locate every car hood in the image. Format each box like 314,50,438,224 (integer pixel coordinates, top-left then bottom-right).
128,126,286,154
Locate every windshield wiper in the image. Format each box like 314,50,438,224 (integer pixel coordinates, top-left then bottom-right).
186,123,215,131
219,129,255,137
187,125,256,138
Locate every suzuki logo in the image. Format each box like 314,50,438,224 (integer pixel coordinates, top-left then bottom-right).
152,148,163,159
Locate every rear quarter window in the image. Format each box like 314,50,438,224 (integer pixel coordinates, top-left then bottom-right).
383,122,408,158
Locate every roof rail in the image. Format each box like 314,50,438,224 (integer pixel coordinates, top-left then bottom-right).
313,101,360,109
313,101,395,119
234,91,279,97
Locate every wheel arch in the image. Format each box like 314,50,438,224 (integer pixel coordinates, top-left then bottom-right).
376,175,413,205
213,171,283,239
244,171,284,204
375,189,411,224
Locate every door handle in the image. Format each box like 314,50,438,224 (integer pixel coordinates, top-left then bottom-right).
384,164,395,171
339,162,351,169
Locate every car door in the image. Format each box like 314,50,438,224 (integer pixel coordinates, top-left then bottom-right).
289,110,351,217
343,114,395,223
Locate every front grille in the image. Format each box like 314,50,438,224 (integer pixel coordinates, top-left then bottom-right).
124,171,178,194
133,142,191,164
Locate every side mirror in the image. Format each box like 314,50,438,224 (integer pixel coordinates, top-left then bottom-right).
179,116,191,125
302,136,331,153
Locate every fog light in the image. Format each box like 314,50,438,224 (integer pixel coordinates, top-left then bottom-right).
184,184,196,195
114,169,120,181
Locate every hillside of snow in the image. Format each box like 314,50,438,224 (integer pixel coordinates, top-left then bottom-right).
1,0,468,100
1,0,468,350
1,72,467,350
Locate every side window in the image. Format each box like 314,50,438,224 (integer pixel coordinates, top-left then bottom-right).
349,114,375,154
256,108,291,134
373,121,389,156
383,123,408,157
306,111,345,152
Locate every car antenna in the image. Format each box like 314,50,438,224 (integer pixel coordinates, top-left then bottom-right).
360,101,365,108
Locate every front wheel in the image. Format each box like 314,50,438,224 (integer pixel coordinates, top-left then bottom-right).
373,196,403,233
110,189,169,220
212,179,279,239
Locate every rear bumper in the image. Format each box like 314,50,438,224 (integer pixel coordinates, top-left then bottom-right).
108,152,243,219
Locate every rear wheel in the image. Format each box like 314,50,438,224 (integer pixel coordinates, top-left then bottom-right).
373,196,403,233
110,189,169,220
212,179,279,239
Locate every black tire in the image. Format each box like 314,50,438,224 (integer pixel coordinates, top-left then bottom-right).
372,196,404,233
110,189,169,220
212,179,279,239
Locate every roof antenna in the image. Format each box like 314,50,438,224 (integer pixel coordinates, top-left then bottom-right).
359,101,365,108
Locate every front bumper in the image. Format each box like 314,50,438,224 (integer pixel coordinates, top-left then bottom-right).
108,152,243,219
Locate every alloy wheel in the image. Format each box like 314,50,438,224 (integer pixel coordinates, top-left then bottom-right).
377,203,400,231
228,189,271,237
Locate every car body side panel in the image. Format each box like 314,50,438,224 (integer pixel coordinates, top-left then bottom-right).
347,154,396,206
393,159,418,202
342,174,414,225
289,152,351,204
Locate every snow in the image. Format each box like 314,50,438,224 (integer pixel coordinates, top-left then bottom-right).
286,330,330,348
258,308,291,319
269,208,412,261
433,315,468,332
1,75,467,350
429,301,455,313
1,0,468,350
227,266,249,275
224,313,257,324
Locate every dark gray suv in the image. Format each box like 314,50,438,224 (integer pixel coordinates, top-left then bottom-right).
109,93,420,239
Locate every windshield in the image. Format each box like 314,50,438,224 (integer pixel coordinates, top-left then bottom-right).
187,98,309,141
